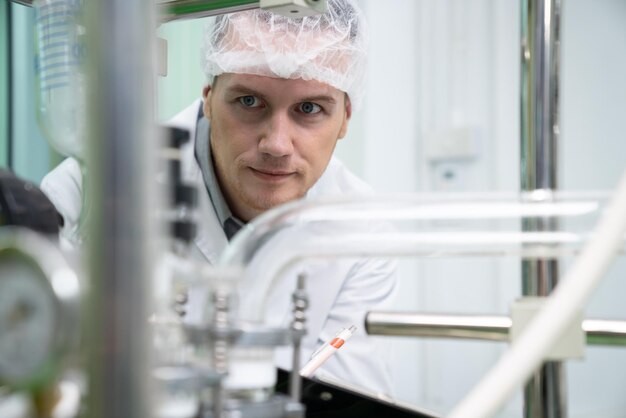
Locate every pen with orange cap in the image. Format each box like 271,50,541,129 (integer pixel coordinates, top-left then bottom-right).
300,325,357,378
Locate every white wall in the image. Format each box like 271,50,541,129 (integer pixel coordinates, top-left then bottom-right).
340,1,524,415
335,0,626,417
561,2,626,417
157,19,206,121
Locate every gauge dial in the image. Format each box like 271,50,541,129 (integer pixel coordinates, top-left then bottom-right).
0,255,57,387
0,230,80,390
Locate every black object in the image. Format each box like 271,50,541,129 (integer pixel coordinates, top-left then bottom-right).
275,369,439,418
162,126,197,244
167,126,191,149
171,220,197,243
164,127,189,186
174,183,198,207
0,169,61,235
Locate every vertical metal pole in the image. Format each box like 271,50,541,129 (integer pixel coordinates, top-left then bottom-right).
520,0,565,417
289,274,308,402
85,0,157,416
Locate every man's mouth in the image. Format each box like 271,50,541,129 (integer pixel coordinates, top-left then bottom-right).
249,167,295,181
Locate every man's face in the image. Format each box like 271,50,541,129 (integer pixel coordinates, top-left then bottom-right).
203,73,351,222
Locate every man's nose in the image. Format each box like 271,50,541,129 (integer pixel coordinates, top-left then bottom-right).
258,112,294,157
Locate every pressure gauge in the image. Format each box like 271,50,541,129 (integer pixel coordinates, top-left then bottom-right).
0,228,80,390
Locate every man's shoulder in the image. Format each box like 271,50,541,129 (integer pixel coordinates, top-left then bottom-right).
166,98,203,131
40,157,83,243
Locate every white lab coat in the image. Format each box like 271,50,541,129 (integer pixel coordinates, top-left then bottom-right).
41,99,397,395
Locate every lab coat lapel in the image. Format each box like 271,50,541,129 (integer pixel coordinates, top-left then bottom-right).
196,187,228,265
192,159,228,264
242,225,350,346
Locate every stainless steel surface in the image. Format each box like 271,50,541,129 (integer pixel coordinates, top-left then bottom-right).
84,0,157,415
521,0,560,191
365,312,626,347
524,363,566,418
211,289,231,418
153,365,221,391
583,320,626,346
158,0,259,23
219,395,303,418
520,0,564,415
184,324,295,346
366,312,511,342
289,274,308,402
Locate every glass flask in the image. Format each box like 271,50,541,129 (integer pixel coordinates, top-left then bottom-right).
34,0,86,159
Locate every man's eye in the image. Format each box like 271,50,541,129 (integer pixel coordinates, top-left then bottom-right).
238,95,262,107
298,102,322,114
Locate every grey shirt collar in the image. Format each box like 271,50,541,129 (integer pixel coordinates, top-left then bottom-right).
194,106,244,240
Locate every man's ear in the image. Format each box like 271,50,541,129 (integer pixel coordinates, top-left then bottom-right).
202,85,212,120
338,94,352,139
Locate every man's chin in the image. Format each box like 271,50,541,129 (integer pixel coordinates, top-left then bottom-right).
244,191,303,213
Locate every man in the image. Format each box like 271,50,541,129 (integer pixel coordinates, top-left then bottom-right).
42,0,396,395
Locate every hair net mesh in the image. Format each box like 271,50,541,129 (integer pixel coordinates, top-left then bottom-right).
202,0,368,109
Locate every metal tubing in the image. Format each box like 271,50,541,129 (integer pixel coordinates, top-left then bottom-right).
158,0,259,22
583,320,626,346
365,312,626,347
289,274,308,402
520,0,563,416
521,0,560,191
85,0,157,416
366,312,511,342
211,289,232,418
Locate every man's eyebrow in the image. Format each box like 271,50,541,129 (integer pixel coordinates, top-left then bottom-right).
301,95,337,104
224,84,338,104
224,84,265,97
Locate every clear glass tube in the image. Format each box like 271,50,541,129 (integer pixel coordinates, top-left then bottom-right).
215,191,625,321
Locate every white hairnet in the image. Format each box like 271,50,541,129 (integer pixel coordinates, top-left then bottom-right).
202,0,368,109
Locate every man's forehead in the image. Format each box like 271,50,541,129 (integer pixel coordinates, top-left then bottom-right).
217,73,343,99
